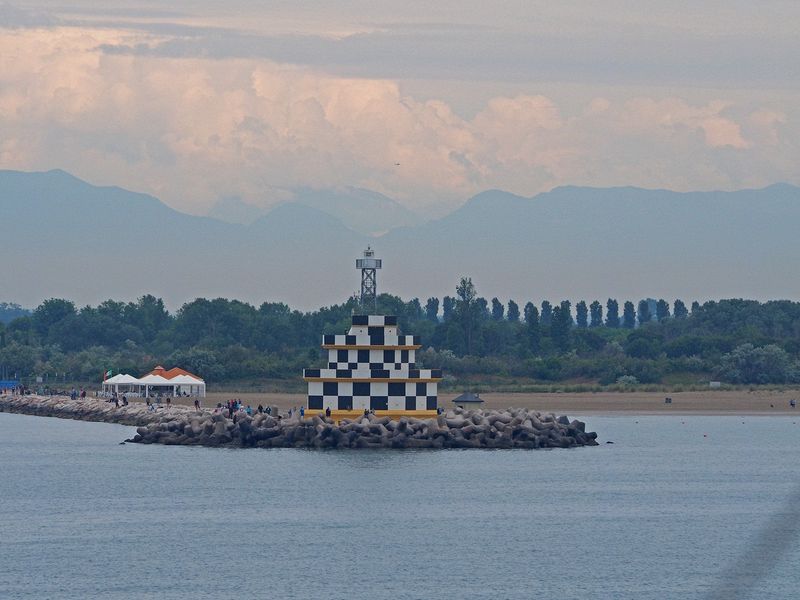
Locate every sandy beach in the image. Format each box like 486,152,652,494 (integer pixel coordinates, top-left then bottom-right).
159,389,800,415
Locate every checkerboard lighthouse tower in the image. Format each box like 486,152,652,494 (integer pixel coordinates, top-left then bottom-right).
302,248,442,418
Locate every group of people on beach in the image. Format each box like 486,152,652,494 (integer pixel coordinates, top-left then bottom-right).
211,400,308,421
69,388,87,401
215,399,257,421
1,385,26,395
105,391,129,407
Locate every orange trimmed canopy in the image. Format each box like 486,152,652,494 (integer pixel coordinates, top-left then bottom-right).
147,365,202,381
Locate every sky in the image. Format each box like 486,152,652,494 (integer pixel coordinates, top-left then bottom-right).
1,1,799,216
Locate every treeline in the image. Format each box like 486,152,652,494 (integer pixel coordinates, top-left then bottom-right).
0,302,29,325
1,279,799,387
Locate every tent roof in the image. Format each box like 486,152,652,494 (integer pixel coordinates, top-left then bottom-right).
146,366,204,381
170,374,205,385
138,374,171,385
453,392,484,403
103,373,140,384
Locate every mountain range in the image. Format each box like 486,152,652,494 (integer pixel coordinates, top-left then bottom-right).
2,169,799,311
207,186,422,235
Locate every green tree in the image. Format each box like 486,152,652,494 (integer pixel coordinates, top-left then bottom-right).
673,299,688,319
425,297,439,322
33,299,77,336
475,297,490,321
606,299,620,328
442,296,455,322
691,301,701,314
622,301,636,329
718,343,799,384
625,328,663,359
656,299,670,322
523,302,540,353
560,300,573,326
127,294,171,341
576,301,588,328
0,341,37,377
589,300,603,327
455,277,478,355
169,347,225,380
550,305,571,351
491,297,504,321
540,301,552,326
637,300,652,325
507,300,520,322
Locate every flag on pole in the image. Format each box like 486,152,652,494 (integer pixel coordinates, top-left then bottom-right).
103,369,112,380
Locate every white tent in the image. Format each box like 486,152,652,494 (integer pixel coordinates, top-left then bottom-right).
169,374,206,397
99,370,207,398
101,373,142,396
138,374,170,399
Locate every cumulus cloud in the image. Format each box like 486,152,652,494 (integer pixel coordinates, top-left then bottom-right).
0,25,796,214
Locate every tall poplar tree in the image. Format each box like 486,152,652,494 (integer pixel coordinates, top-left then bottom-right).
673,299,688,319
637,299,652,325
550,305,571,351
606,298,620,328
540,301,552,326
491,297,504,321
507,300,520,322
455,277,478,354
576,301,588,328
442,296,455,322
622,301,636,328
425,297,439,322
560,300,573,325
589,300,603,327
523,302,540,353
656,299,670,322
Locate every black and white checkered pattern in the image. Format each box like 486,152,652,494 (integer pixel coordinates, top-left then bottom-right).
304,315,440,412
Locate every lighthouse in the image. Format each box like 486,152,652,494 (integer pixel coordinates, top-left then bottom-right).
356,246,381,310
302,248,442,419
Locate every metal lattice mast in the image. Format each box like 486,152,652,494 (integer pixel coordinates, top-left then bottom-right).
356,246,381,311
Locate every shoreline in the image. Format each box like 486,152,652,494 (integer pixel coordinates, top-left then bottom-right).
158,390,800,416
5,390,799,417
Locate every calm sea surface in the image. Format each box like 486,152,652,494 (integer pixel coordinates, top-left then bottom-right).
1,413,799,600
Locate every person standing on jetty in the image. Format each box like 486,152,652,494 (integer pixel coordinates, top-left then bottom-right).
194,398,200,412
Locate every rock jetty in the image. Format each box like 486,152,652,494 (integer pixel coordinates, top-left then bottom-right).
0,395,598,449
0,394,197,427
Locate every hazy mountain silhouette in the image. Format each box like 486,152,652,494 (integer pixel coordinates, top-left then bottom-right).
207,195,265,225
207,186,422,234
287,187,422,236
2,169,799,310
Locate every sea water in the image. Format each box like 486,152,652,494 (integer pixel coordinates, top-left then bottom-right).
0,412,798,600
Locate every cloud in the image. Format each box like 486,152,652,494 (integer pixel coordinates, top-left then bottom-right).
0,3,59,28
0,25,797,215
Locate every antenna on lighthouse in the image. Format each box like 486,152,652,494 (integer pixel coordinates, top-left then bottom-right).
356,246,381,311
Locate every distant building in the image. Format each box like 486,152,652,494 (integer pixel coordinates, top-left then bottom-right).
452,392,484,408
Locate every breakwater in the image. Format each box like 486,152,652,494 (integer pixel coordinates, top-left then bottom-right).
0,394,196,427
0,395,597,449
